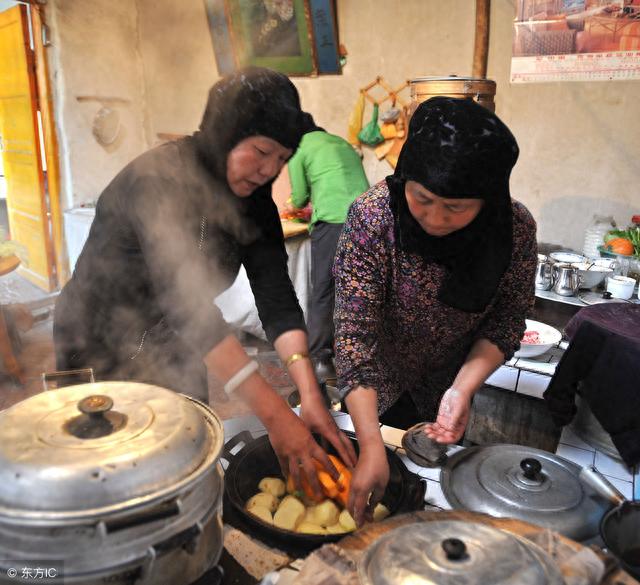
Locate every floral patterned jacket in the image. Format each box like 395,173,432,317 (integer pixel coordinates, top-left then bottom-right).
333,181,537,419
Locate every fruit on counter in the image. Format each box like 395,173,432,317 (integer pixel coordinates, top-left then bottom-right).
604,227,640,257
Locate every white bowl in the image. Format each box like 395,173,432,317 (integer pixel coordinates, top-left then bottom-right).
514,319,562,358
606,275,637,300
571,262,613,289
549,251,587,264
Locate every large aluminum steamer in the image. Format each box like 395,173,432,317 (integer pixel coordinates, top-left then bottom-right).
0,382,225,585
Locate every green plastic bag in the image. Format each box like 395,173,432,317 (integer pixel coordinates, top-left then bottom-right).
357,103,384,146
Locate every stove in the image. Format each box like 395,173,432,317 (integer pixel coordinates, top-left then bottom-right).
191,549,258,585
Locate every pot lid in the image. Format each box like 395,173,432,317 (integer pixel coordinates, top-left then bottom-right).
0,382,223,521
440,444,607,540
358,520,564,585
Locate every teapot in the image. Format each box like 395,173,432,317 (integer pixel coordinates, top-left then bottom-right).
552,263,581,296
535,254,554,291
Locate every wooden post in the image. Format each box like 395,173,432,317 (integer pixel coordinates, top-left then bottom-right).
472,0,491,79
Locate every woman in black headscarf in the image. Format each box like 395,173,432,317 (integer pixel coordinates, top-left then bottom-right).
54,67,356,487
333,97,537,524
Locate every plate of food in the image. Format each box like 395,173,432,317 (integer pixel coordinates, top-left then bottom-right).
514,319,562,358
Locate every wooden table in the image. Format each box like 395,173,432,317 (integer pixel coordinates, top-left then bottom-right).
0,255,24,383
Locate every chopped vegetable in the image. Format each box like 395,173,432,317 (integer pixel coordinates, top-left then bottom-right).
258,477,286,498
246,492,278,513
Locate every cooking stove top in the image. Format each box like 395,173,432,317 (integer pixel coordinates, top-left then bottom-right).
191,549,258,585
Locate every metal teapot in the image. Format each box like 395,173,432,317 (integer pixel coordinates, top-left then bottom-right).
552,263,581,296
535,254,554,291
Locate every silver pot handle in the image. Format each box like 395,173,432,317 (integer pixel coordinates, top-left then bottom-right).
41,368,95,391
578,465,626,506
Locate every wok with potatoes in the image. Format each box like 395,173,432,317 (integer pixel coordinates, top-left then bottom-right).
221,431,426,554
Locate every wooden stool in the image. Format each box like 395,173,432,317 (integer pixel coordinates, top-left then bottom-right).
0,255,25,384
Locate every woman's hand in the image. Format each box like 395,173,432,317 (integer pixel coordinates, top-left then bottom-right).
424,387,472,444
266,408,336,499
347,438,389,527
300,392,357,468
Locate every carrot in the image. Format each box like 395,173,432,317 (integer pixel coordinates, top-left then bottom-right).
286,455,352,507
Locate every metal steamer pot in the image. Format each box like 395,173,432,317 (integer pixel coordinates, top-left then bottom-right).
358,520,565,585
221,431,426,555
0,382,225,585
440,444,614,541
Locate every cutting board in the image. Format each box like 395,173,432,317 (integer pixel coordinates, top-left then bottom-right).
301,510,638,584
281,220,309,239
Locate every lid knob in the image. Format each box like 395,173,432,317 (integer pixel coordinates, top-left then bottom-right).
64,395,127,439
78,395,113,415
442,538,467,561
520,458,542,480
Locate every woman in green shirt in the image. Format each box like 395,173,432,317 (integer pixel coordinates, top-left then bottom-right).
288,119,369,379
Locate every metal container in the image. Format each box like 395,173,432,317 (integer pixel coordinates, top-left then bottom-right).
535,254,554,291
358,520,564,585
552,263,581,296
440,444,612,541
409,76,497,115
0,382,225,585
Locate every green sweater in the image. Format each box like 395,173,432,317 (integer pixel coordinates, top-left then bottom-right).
288,131,369,229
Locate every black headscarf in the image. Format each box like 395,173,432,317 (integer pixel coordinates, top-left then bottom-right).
387,97,519,313
193,66,307,182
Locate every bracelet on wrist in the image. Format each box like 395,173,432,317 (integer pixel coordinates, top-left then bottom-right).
284,351,309,368
224,360,259,395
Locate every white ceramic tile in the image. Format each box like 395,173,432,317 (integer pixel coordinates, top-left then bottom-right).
396,451,426,476
223,415,264,439
424,479,451,510
515,360,557,376
635,473,640,500
515,371,550,399
485,366,519,391
333,414,355,433
380,425,405,448
505,356,518,366
416,464,442,482
555,444,595,468
559,340,569,350
594,451,634,482
598,476,633,500
559,426,596,451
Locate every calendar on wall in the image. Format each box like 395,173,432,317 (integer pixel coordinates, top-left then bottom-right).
511,0,640,82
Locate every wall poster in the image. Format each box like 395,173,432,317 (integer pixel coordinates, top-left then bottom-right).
511,0,640,82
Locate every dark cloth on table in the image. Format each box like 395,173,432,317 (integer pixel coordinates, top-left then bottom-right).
543,303,640,467
54,68,308,401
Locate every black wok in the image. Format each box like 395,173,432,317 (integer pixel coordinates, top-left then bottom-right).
220,430,426,556
579,465,640,579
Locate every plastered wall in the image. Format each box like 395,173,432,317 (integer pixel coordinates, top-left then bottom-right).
46,0,640,250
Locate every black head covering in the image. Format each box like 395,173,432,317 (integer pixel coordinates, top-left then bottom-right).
387,97,519,313
194,66,307,181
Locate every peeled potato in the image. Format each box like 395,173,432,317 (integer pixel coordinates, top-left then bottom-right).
246,492,278,513
373,503,390,522
305,500,340,528
296,521,326,535
248,505,273,524
258,477,286,498
326,522,351,534
273,495,306,531
338,509,356,531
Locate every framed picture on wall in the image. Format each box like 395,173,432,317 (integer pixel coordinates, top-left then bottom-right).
226,0,316,75
203,0,341,76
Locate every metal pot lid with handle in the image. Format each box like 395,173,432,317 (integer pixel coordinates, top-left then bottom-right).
0,382,224,521
440,444,609,541
358,520,564,585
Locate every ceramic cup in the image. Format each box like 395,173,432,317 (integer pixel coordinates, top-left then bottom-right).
606,275,637,300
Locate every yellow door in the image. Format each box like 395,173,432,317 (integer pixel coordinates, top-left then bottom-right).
0,5,55,291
